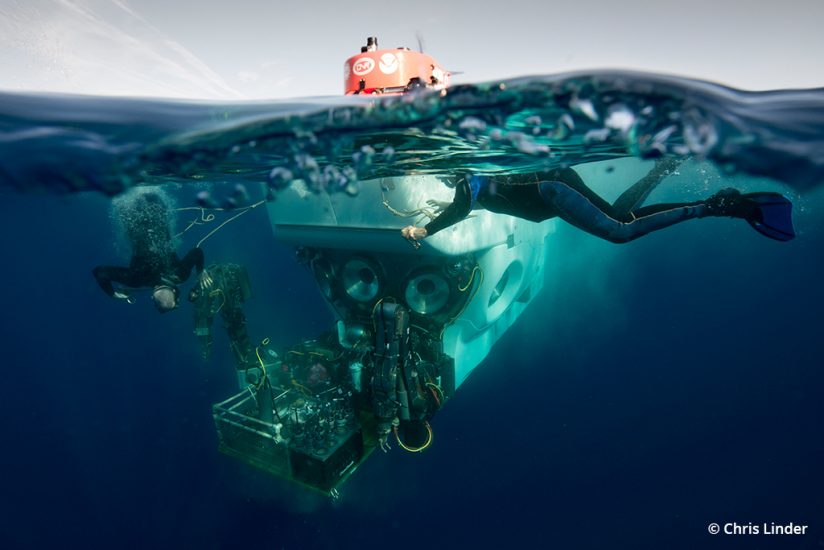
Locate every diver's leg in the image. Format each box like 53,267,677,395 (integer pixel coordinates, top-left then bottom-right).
193,296,217,361
92,266,136,297
538,181,708,243
551,167,617,215
612,158,682,217
222,306,253,369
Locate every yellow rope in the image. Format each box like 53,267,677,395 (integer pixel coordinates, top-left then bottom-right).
440,267,484,339
254,337,270,389
426,382,444,404
393,421,433,453
458,266,480,292
291,380,313,396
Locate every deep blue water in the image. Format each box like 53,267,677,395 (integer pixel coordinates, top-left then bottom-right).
1,73,823,549
1,187,822,549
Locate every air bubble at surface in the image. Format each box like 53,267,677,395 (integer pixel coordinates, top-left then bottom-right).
268,167,294,190
684,121,718,156
352,145,375,174
459,117,487,132
507,131,550,155
605,105,635,134
196,190,216,209
549,114,574,141
583,128,611,145
322,165,347,190
232,184,250,206
570,97,599,122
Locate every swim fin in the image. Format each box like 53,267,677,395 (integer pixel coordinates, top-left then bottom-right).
742,192,796,241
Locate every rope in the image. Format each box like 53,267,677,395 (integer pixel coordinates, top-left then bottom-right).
393,421,433,453
174,200,265,248
458,266,480,292
254,337,270,389
440,267,484,339
380,189,436,220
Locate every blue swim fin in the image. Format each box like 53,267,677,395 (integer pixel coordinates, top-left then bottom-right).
743,192,796,241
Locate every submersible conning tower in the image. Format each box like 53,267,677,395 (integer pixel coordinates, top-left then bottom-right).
211,38,553,495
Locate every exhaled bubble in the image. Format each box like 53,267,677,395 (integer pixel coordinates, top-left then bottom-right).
549,113,574,141
525,115,543,136
352,145,375,175
344,182,359,197
268,167,294,190
570,96,599,122
506,131,550,155
683,110,718,156
458,116,487,133
605,105,635,134
196,190,214,208
292,154,322,191
583,128,611,145
232,184,250,206
646,125,678,155
294,130,318,145
322,165,347,190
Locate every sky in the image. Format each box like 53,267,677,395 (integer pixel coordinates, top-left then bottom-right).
1,0,823,99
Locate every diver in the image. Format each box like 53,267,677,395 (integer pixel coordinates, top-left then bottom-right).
188,263,254,369
92,190,212,313
401,159,796,245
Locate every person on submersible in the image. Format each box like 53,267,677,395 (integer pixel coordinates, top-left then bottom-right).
401,159,796,245
92,191,213,313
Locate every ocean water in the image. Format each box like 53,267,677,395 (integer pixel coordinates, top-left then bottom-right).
0,72,822,549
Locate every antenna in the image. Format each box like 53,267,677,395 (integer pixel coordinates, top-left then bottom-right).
415,31,425,53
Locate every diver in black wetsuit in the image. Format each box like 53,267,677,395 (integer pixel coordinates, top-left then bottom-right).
401,159,796,245
93,191,211,312
401,159,795,243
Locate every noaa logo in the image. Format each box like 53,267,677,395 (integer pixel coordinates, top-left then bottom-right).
352,57,375,76
379,53,398,74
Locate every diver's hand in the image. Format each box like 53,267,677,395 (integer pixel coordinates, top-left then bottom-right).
198,269,213,290
425,199,451,214
401,225,427,250
113,290,134,304
401,225,427,241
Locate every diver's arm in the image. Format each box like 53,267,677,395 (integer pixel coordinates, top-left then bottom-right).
92,266,134,301
92,266,117,297
175,248,214,295
173,248,205,282
415,180,472,238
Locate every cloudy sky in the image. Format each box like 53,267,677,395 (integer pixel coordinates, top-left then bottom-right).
1,0,822,99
